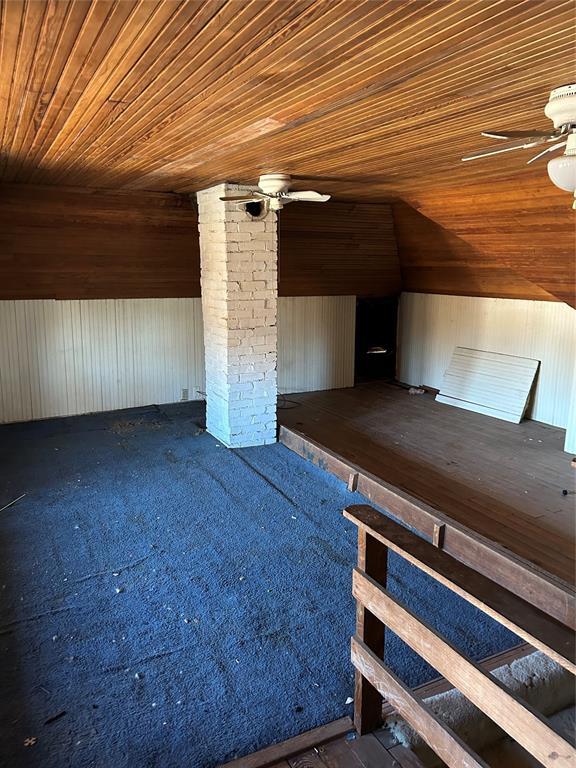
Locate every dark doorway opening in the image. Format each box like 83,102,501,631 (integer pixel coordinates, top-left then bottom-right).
355,296,398,383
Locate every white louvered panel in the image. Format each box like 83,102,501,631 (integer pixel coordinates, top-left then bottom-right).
278,296,356,394
0,299,206,423
398,293,576,429
436,347,539,423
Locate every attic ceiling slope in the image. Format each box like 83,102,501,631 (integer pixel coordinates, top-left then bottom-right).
393,201,561,303
0,0,573,201
396,174,576,307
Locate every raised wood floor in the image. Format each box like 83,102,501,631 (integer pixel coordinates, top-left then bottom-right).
278,382,575,624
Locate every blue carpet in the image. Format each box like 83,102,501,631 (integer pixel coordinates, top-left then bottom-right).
0,402,518,767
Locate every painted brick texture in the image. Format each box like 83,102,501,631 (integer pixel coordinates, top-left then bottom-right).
197,184,277,447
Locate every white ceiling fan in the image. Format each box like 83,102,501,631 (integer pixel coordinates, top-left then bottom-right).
462,83,576,208
220,173,330,211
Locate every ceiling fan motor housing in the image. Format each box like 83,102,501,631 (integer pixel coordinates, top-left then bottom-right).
258,173,292,195
544,83,576,129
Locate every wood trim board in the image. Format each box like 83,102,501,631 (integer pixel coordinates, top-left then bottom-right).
218,718,354,768
354,526,388,733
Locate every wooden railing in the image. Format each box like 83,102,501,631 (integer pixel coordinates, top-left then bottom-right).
345,504,576,768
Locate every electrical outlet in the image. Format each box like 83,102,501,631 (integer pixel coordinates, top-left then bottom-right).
181,388,189,401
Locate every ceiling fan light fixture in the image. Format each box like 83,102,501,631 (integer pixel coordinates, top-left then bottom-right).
547,156,576,192
547,133,576,207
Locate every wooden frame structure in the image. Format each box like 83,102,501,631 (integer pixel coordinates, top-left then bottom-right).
346,504,576,768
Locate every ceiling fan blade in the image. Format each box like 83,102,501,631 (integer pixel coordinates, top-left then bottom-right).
291,174,384,183
482,130,559,141
462,139,547,162
284,191,331,202
526,140,568,165
219,195,262,202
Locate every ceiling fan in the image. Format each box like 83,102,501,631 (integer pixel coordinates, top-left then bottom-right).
220,173,330,211
462,83,576,208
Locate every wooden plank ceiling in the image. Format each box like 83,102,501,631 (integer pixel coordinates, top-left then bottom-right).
0,0,574,303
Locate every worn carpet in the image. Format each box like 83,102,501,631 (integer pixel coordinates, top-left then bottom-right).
0,402,518,768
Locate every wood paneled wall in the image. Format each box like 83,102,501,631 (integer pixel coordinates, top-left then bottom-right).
0,185,400,300
394,175,575,307
278,296,356,392
7,179,569,306
0,298,206,423
393,202,555,302
398,292,576,432
279,202,400,297
0,296,355,423
0,184,201,299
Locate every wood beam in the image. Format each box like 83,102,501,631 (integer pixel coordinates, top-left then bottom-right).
352,570,576,767
351,637,488,768
344,505,575,674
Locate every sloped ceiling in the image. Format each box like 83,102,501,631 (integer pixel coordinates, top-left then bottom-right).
0,0,574,304
395,175,576,305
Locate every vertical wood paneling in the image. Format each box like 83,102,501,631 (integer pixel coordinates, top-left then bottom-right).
0,295,356,423
398,293,576,431
0,298,205,423
278,296,355,394
565,383,576,454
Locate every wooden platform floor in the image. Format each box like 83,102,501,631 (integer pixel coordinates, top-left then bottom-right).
278,382,576,588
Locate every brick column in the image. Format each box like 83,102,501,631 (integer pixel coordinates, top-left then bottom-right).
196,183,277,447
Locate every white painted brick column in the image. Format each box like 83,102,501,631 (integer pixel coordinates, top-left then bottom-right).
196,183,277,447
